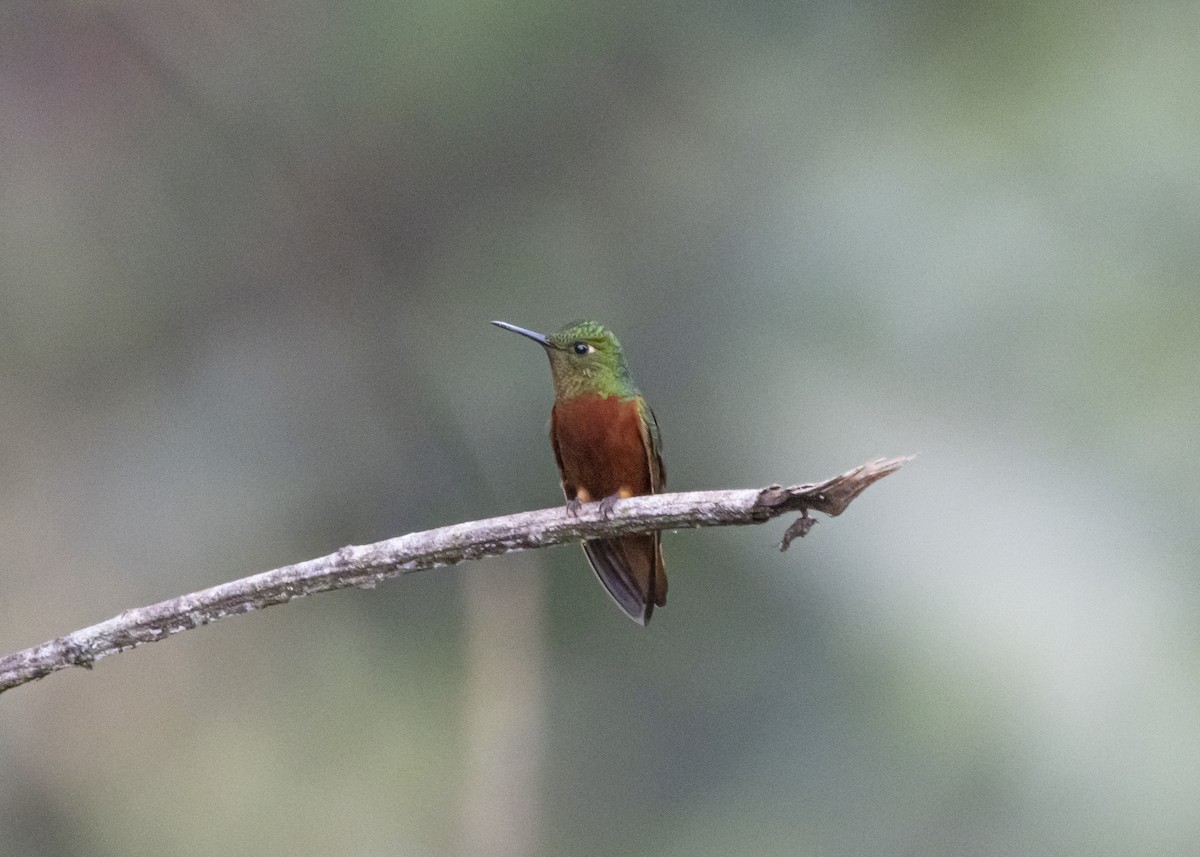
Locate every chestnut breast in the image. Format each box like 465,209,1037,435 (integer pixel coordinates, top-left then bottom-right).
551,394,653,500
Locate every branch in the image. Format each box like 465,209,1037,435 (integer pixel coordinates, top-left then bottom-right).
0,456,911,695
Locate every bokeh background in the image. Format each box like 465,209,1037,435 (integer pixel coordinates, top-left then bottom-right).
3,2,1199,855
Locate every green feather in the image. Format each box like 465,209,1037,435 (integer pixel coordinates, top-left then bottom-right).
543,320,639,400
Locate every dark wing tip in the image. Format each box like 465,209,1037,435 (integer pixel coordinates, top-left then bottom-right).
582,539,653,625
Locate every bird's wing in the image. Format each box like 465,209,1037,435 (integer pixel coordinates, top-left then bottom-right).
637,398,666,492
549,403,572,498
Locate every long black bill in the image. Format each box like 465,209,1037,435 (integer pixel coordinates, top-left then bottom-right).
491,320,552,347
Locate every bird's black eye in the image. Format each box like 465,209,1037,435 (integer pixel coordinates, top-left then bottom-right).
572,341,590,355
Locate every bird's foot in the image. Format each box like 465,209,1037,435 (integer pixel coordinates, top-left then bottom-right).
597,493,622,520
565,497,584,517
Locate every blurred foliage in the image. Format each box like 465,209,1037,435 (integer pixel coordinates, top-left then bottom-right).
2,0,1199,855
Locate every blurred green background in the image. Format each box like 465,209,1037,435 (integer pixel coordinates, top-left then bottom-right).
2,1,1198,855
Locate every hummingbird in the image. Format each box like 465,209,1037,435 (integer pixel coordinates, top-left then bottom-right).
492,319,667,625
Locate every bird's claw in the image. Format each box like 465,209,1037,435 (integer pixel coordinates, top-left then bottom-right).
598,493,621,520
565,497,584,517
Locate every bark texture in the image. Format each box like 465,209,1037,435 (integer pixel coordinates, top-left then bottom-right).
0,456,911,695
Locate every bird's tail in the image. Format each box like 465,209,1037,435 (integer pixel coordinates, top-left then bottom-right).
582,532,666,625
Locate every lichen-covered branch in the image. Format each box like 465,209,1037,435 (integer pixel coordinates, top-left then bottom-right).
0,456,911,695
